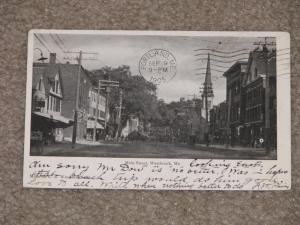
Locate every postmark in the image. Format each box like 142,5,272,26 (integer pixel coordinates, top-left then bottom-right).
139,49,177,85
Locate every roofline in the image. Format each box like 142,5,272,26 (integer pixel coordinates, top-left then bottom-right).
33,62,92,79
223,60,248,77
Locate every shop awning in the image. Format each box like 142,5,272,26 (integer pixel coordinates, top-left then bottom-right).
33,111,73,128
87,120,104,129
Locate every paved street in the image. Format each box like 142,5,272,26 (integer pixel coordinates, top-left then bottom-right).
31,141,276,159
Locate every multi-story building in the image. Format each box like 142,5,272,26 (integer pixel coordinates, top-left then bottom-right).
209,101,228,144
86,89,106,140
223,61,248,145
242,47,277,147
32,53,107,142
31,55,73,144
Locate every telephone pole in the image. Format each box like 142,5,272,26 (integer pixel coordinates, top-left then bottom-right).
115,89,124,139
254,37,276,152
63,50,98,148
187,94,201,108
97,80,120,136
72,51,82,148
205,85,209,123
91,79,119,143
93,80,105,143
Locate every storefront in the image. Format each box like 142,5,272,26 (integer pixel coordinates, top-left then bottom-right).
31,111,73,145
86,119,105,141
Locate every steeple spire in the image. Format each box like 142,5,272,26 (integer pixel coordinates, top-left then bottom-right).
200,53,214,122
202,53,214,97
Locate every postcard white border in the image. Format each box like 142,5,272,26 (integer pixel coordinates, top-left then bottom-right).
23,30,291,190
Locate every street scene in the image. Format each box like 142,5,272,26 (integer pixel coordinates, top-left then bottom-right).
30,32,281,159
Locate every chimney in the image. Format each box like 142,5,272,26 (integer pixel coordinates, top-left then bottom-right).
49,53,56,64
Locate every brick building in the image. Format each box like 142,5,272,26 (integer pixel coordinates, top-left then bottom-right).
242,48,277,147
209,101,228,144
211,47,276,148
33,53,106,141
31,55,73,144
223,61,248,146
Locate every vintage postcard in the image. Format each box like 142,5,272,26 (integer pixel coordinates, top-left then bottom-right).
23,30,291,190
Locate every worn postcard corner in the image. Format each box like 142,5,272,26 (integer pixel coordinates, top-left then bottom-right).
23,30,291,191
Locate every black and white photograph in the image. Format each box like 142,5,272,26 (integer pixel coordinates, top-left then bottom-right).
27,31,287,160
23,30,291,191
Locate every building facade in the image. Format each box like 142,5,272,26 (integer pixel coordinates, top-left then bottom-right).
86,89,106,140
32,53,107,142
211,47,277,149
31,57,73,145
209,101,228,144
223,61,248,146
242,47,277,148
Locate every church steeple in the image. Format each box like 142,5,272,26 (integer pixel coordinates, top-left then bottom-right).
202,53,214,98
201,53,214,122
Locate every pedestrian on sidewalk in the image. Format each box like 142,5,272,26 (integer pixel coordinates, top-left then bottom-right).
205,133,210,147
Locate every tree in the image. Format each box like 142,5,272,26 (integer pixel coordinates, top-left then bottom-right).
92,66,161,134
91,66,204,141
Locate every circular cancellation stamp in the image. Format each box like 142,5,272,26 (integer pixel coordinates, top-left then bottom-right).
139,49,177,85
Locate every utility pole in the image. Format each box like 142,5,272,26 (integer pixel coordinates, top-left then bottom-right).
103,74,110,130
97,80,120,136
71,51,82,148
254,37,275,152
104,87,110,130
187,94,201,108
93,80,103,143
200,84,210,122
63,50,98,148
205,84,209,123
115,89,124,139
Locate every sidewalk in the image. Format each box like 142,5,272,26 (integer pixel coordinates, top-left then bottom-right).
63,137,103,146
30,139,124,156
196,143,277,159
197,143,265,152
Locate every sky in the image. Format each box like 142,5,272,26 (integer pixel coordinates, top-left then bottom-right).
32,33,272,105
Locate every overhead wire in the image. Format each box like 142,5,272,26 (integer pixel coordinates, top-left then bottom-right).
195,52,250,59
194,48,250,54
50,33,65,53
195,68,227,74
196,57,249,64
55,34,67,50
34,34,52,54
34,33,63,63
40,33,64,63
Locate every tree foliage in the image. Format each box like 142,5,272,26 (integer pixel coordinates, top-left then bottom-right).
92,66,160,128
91,66,204,136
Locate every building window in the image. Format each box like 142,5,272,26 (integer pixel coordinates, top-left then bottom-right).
255,68,258,78
55,99,60,112
38,79,42,91
55,80,58,93
100,110,105,118
49,96,52,110
207,101,211,108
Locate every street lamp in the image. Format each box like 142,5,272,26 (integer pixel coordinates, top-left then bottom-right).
34,48,48,62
